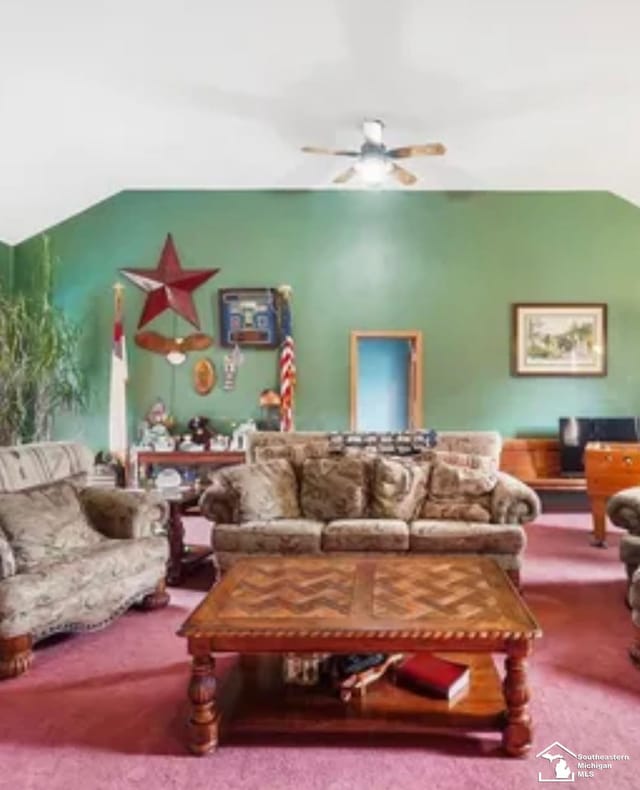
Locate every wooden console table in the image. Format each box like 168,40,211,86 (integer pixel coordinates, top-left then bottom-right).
499,438,586,493
131,450,245,487
132,450,245,585
584,442,640,547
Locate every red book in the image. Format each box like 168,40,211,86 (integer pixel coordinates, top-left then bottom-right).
394,654,470,699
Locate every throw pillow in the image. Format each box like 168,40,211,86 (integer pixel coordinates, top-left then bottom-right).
420,501,491,523
223,459,300,521
420,449,497,473
0,482,104,571
254,440,330,478
370,457,431,521
300,456,367,521
429,460,497,500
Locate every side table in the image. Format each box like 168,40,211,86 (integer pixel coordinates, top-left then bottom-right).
164,489,214,586
585,441,640,547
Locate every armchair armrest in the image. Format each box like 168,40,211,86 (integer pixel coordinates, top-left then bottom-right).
607,487,640,535
79,488,169,539
199,474,239,524
491,472,541,525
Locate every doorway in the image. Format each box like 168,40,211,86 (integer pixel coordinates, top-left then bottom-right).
350,331,423,431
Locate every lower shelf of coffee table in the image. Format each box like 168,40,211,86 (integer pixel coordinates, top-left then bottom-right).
218,652,507,740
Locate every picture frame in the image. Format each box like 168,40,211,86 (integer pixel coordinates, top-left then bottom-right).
511,303,607,377
218,288,278,348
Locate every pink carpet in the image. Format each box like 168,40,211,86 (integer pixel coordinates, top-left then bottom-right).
1,514,639,790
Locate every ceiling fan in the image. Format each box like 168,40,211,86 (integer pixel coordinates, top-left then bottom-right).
301,119,446,186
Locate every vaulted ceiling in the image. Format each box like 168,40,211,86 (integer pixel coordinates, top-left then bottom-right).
2,0,639,244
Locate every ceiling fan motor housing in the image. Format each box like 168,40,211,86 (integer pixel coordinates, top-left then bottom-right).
362,118,385,144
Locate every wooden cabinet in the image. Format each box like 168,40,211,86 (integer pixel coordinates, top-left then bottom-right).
499,438,585,492
584,442,640,546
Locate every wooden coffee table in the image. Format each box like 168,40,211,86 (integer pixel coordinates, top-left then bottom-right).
178,555,541,757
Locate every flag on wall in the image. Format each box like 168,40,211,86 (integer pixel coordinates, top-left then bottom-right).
108,283,128,461
278,285,296,432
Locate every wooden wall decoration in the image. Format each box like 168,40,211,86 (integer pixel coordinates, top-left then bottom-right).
193,358,216,395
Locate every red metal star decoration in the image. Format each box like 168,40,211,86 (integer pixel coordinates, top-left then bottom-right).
120,234,219,329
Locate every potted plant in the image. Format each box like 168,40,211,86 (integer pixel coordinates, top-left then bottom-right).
0,236,87,445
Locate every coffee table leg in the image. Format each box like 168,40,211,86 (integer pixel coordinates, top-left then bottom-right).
187,645,218,755
167,502,184,586
502,640,532,757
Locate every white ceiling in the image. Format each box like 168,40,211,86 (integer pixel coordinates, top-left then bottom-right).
2,0,640,244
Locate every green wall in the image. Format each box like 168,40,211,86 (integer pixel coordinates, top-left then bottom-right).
12,190,640,451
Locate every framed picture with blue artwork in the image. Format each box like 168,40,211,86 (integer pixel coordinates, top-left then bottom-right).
218,288,279,348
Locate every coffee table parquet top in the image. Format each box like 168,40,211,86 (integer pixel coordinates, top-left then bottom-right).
179,556,541,643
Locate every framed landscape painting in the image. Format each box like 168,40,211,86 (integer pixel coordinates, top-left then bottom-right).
512,303,607,377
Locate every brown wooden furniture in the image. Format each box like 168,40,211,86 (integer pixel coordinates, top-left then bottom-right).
163,488,213,586
134,450,245,486
499,438,586,492
132,451,243,583
584,441,640,547
178,555,541,757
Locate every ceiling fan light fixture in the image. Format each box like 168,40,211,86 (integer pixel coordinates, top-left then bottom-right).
356,153,392,185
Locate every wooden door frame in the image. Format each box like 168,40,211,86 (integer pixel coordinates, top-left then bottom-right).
349,330,424,431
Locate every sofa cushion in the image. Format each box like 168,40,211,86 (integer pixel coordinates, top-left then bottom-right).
432,431,501,461
421,449,496,473
0,442,93,493
0,535,167,640
300,457,367,521
212,520,323,554
370,457,430,521
0,482,104,572
420,501,491,523
409,520,525,555
322,519,409,552
429,461,497,500
253,439,330,477
223,460,300,521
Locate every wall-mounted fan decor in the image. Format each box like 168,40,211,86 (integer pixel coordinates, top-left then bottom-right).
134,330,213,365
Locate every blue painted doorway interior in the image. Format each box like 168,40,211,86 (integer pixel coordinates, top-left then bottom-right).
356,337,412,431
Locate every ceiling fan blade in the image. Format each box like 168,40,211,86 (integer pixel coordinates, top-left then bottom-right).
388,143,446,159
333,167,358,184
301,146,359,157
181,333,214,352
134,331,174,355
391,163,418,186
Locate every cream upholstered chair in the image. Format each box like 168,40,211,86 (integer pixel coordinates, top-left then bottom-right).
607,490,640,666
0,442,169,679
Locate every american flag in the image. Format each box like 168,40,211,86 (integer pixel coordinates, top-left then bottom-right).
278,287,295,432
108,283,128,461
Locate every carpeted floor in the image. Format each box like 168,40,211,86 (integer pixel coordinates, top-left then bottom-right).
1,514,639,790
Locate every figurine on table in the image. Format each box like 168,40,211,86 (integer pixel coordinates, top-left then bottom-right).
187,416,214,447
137,398,176,451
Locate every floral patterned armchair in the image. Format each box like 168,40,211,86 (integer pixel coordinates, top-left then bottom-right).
0,442,169,679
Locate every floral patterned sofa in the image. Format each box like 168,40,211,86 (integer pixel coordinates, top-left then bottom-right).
200,431,540,588
0,442,169,679
606,489,640,666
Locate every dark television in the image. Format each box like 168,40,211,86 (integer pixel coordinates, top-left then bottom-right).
559,417,640,476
